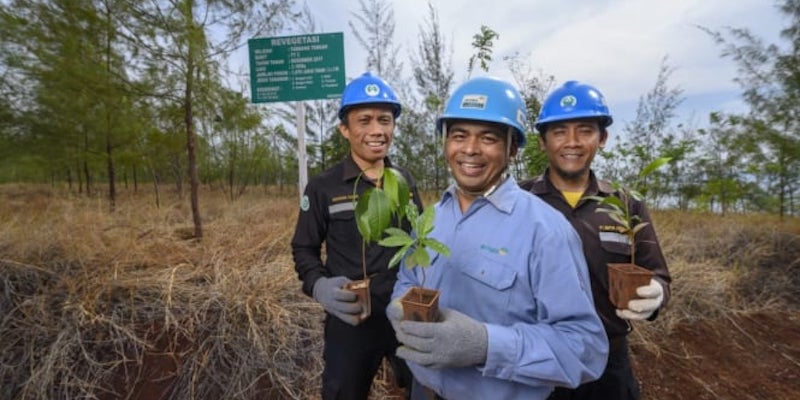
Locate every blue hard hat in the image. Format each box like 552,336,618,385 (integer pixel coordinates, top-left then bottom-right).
535,80,613,133
338,72,401,121
437,76,529,147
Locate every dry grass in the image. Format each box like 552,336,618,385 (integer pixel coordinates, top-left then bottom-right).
1,185,798,399
1,185,323,399
631,210,800,349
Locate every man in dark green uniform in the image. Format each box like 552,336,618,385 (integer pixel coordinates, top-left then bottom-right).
291,72,420,400
521,80,672,400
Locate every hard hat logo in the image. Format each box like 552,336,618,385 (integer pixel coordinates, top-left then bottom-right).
460,94,488,110
559,95,577,109
364,83,380,97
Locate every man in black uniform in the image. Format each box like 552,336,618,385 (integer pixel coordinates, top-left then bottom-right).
291,72,420,400
520,81,671,400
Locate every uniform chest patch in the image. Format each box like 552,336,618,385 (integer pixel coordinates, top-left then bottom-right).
300,195,310,211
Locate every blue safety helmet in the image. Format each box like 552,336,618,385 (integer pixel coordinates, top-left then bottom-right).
338,72,402,121
535,80,613,133
437,76,529,147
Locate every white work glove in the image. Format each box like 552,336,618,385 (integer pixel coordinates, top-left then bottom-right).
313,276,363,326
616,278,664,321
395,308,488,369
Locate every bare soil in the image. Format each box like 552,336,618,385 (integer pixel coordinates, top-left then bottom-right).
632,312,800,400
111,312,800,400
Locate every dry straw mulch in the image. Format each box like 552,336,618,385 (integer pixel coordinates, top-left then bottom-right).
1,186,324,399
1,186,798,399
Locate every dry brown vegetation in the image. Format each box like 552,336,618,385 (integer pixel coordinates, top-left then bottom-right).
1,185,799,399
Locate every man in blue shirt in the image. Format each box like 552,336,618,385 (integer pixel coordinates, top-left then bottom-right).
388,76,608,399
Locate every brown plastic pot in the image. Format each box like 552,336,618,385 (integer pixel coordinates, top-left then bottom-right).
400,287,440,322
607,263,653,309
344,278,371,322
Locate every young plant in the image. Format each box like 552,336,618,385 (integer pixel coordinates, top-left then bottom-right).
380,203,450,273
585,157,671,265
345,167,412,321
354,167,450,321
354,167,449,277
586,157,671,309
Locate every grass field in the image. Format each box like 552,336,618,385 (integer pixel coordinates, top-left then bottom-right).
1,184,798,399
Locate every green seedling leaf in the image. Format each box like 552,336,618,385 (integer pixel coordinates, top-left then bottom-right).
421,237,450,257
355,188,392,243
631,222,650,236
588,155,672,265
417,206,436,236
640,157,673,178
384,227,411,238
353,168,451,277
383,168,410,220
586,195,625,214
595,208,630,229
404,202,420,231
387,243,413,269
355,189,373,241
378,230,414,247
408,246,431,268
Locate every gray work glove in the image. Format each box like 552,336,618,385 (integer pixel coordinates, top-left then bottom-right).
386,291,405,335
395,308,488,369
313,276,362,326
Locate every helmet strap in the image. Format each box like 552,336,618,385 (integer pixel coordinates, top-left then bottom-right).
456,172,509,198
505,126,514,170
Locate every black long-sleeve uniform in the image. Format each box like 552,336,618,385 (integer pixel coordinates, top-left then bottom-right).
291,154,421,399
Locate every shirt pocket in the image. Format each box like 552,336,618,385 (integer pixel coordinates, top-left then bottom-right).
328,208,355,238
456,253,518,318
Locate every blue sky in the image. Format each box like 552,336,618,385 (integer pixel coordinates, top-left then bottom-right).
234,0,787,137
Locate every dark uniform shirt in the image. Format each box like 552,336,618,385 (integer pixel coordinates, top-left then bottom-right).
520,170,671,338
291,154,423,313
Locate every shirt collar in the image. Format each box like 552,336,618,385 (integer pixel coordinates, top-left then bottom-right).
342,154,393,182
530,169,613,196
442,175,519,214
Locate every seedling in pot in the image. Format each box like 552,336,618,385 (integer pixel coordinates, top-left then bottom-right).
585,157,671,309
379,202,450,321
353,167,450,322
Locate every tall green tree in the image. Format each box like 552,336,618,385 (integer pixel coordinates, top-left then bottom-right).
467,25,499,76
404,1,453,191
0,0,138,206
348,0,403,83
504,51,555,179
601,57,688,206
117,0,298,238
704,0,800,218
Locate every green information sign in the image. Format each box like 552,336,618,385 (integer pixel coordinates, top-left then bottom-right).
248,32,345,103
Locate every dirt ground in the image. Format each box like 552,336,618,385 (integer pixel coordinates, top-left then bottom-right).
114,312,800,399
632,312,800,400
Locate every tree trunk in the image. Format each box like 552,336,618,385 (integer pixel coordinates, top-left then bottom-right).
184,1,202,239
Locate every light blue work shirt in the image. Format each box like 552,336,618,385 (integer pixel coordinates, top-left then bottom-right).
392,176,608,400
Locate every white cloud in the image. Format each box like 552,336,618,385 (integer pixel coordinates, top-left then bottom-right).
244,0,786,125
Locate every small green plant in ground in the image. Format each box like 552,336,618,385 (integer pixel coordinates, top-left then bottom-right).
586,157,671,265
